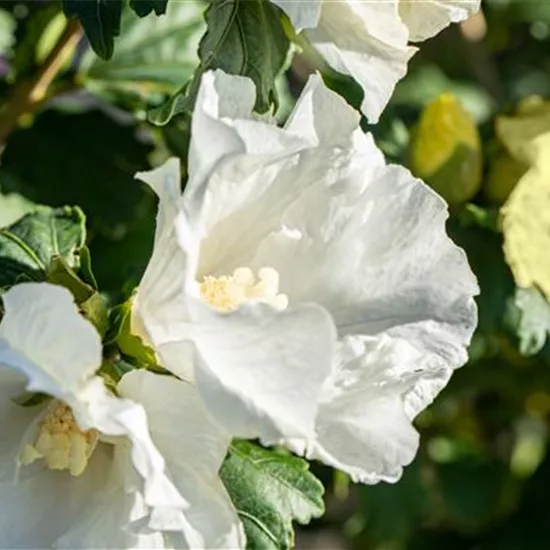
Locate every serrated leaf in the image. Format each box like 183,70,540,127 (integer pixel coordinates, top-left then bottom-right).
221,441,324,550
0,206,85,289
508,287,550,356
82,1,204,101
409,92,482,206
150,0,289,125
63,0,123,60
129,0,169,17
501,132,550,301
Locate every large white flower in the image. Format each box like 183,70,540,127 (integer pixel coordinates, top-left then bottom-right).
133,69,478,484
271,0,480,122
0,282,242,548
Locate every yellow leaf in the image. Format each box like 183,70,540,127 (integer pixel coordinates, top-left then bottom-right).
410,92,482,206
496,97,550,165
502,132,550,300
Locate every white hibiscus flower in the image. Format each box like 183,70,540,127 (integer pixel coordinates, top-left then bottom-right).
133,69,478,484
0,282,243,548
271,0,481,122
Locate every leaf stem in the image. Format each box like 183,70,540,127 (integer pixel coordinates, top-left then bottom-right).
0,19,83,147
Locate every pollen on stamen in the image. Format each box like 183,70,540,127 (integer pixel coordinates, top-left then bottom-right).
199,267,289,313
18,401,99,477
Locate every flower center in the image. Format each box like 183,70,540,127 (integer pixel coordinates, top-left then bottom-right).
18,400,99,477
199,267,289,313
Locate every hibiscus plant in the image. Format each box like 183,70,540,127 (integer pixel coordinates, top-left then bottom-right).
14,0,550,548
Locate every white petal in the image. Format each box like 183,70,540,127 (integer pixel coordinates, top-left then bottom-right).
0,282,102,396
0,368,37,481
253,159,478,409
0,444,112,548
56,446,168,550
270,0,322,29
185,300,336,445
119,371,245,549
190,75,373,278
187,70,256,200
308,39,414,124
69,378,189,533
134,159,194,347
291,335,423,483
399,0,481,42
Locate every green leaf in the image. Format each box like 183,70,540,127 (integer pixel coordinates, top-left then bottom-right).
47,255,95,303
221,441,324,549
81,1,205,102
63,0,123,60
0,206,85,289
150,0,290,125
508,287,550,356
106,299,158,366
129,0,169,17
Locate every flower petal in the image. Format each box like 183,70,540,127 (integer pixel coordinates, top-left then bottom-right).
0,445,112,548
119,370,245,549
270,0,322,29
70,378,189,534
0,368,37,481
134,158,194,347
399,0,481,42
253,149,478,415
305,2,416,122
289,335,423,483
0,282,102,396
185,300,336,445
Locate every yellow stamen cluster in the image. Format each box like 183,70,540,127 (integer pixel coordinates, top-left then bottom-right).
200,267,289,313
19,401,99,477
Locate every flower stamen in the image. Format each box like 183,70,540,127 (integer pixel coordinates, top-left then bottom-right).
19,401,98,476
200,267,289,313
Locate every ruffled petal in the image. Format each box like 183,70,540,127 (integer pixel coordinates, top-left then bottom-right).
0,282,102,396
285,335,431,483
119,371,245,549
253,152,478,410
70,378,189,534
399,0,481,42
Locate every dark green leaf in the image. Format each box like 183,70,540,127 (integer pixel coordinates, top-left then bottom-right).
129,0,169,17
63,0,123,60
0,206,85,289
150,0,289,125
82,1,204,102
221,441,324,550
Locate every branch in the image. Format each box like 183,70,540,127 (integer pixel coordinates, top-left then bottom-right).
0,19,82,147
